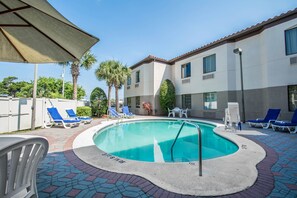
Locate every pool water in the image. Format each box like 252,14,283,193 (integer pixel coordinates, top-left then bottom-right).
93,120,238,162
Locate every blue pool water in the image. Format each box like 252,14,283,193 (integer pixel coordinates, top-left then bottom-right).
93,120,238,162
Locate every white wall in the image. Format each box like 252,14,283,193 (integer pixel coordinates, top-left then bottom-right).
125,16,297,114
124,62,155,98
173,44,230,95
233,18,297,90
0,97,85,133
153,62,172,95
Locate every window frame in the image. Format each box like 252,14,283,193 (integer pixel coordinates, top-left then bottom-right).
127,76,131,86
136,71,140,83
203,92,217,110
181,62,191,79
135,96,140,108
182,94,192,109
285,27,297,56
127,97,132,108
203,54,216,74
288,85,297,112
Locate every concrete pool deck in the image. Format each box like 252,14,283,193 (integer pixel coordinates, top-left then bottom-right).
5,116,297,197
73,117,266,196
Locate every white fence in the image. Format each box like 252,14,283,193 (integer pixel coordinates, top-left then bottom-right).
0,97,86,133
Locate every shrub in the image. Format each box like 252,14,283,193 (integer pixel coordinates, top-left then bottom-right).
77,106,92,117
90,87,108,117
159,79,176,113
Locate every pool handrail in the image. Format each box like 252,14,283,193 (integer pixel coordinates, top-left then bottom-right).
170,120,202,176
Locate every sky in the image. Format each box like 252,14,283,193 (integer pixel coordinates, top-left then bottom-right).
1,0,297,100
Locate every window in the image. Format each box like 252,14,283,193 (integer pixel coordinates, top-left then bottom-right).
285,27,297,55
127,97,131,108
136,96,140,108
203,54,216,74
288,85,297,111
136,71,140,83
203,92,217,110
182,94,191,109
127,76,131,86
181,62,191,78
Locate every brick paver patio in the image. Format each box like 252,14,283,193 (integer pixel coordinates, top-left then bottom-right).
15,118,297,197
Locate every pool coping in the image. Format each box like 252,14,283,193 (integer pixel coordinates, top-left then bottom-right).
73,117,266,196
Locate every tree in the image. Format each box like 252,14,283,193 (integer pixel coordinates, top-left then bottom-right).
159,79,176,113
0,76,86,99
0,76,30,97
112,62,131,112
95,60,115,108
95,60,131,112
90,87,108,117
70,51,97,100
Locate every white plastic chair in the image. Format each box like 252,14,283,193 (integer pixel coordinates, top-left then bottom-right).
224,102,241,130
181,108,188,118
0,135,49,198
168,108,175,117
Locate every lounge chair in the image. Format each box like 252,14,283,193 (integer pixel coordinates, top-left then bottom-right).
108,107,124,119
122,106,135,118
0,135,48,198
66,109,92,124
47,107,80,128
247,109,281,129
271,109,297,134
224,102,241,130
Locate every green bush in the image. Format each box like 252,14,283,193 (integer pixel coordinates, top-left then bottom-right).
90,87,108,117
159,79,176,113
76,106,92,117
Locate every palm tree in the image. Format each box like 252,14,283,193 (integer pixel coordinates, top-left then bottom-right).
71,51,97,100
113,63,131,111
95,60,115,107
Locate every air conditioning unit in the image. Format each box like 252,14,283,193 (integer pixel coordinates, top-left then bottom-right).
182,79,190,84
203,74,214,80
290,56,297,65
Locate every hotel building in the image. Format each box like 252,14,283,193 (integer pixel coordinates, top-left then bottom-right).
124,8,297,120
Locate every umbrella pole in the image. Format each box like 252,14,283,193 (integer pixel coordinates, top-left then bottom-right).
31,64,38,130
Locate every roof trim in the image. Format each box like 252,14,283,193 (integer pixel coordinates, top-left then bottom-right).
130,55,170,69
170,8,297,63
130,8,297,68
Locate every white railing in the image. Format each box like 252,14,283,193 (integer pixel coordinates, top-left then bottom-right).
0,97,86,133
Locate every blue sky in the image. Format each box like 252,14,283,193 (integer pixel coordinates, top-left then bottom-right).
1,0,297,100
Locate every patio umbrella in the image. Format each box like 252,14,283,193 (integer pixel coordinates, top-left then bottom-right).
0,0,99,129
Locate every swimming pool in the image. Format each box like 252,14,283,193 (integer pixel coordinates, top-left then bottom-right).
93,120,238,162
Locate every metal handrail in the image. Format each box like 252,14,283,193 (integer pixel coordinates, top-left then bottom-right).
170,120,202,176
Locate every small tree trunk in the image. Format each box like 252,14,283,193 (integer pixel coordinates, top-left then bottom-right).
115,86,119,112
107,85,112,107
72,75,78,100
71,63,80,100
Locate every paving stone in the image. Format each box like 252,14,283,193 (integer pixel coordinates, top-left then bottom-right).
122,190,141,197
66,188,82,197
77,189,96,198
32,121,297,197
42,185,58,193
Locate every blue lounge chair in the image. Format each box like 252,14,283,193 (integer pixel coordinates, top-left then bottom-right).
272,109,297,134
122,106,135,118
66,109,92,124
108,107,123,119
47,107,80,128
247,109,281,129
